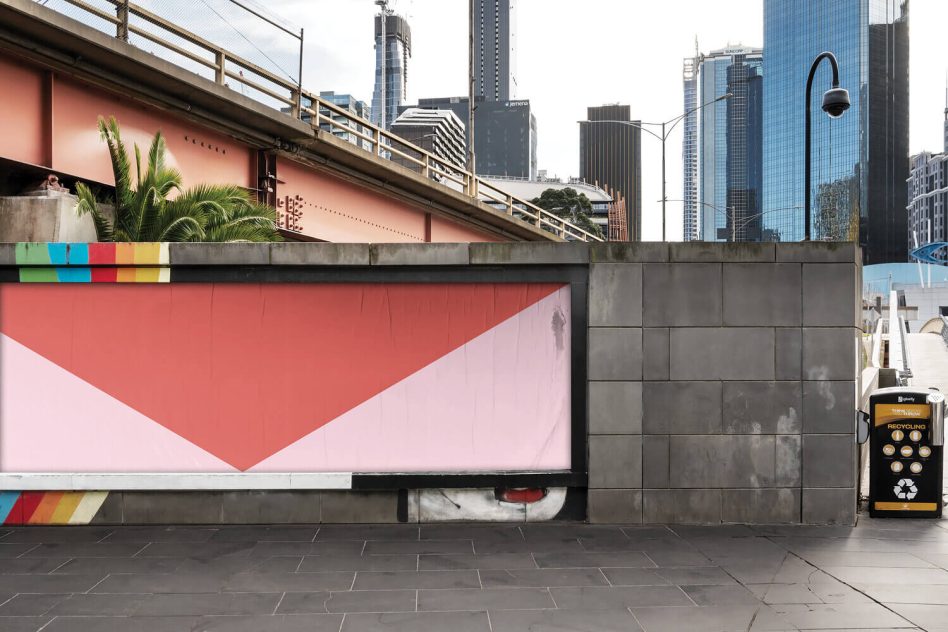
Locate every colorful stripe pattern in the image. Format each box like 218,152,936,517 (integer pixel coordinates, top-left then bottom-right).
15,242,169,283
0,491,108,525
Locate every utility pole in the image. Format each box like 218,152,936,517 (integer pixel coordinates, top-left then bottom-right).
375,0,388,130
467,0,476,180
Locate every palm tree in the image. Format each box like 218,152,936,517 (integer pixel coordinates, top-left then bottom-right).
76,116,281,242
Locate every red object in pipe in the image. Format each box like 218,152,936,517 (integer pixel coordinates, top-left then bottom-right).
498,488,547,504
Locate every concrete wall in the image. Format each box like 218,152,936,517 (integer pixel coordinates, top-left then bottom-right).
586,242,861,525
0,195,98,242
0,240,861,525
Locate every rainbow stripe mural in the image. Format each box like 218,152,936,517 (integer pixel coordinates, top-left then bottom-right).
0,491,109,525
15,242,169,283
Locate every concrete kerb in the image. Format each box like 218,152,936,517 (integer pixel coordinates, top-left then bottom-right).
776,241,860,263
169,242,270,265
469,242,589,265
670,241,776,262
370,243,470,266
271,243,371,266
589,242,669,263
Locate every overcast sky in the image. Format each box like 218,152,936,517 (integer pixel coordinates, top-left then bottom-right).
275,0,948,241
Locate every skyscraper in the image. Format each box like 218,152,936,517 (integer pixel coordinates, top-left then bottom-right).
407,97,536,179
762,0,909,263
579,105,642,241
474,0,516,102
390,108,467,170
682,55,699,242
371,11,412,130
691,47,765,242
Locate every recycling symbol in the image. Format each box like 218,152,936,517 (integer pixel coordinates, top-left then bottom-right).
893,478,918,500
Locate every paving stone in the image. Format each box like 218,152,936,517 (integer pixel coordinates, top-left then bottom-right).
479,568,608,588
884,603,948,631
588,381,642,435
47,593,148,616
643,381,722,434
363,540,473,555
549,585,694,609
631,604,793,631
802,435,856,487
298,554,417,572
1,527,114,543
723,263,802,326
586,490,643,524
803,263,857,326
680,583,761,605
276,590,417,614
417,553,537,571
1,558,72,574
643,328,670,380
489,608,644,632
803,380,857,433
588,435,642,488
52,557,183,575
588,327,642,381
670,328,776,380
0,593,68,616
196,614,345,631
208,526,318,543
828,566,948,585
643,263,722,326
42,616,202,632
353,570,480,590
532,551,654,569
723,381,802,434
418,587,554,611
642,550,714,567
668,435,776,488
0,574,106,593
589,263,642,327
103,526,218,543
341,611,491,632
315,525,419,541
221,571,356,592
769,602,912,630
802,327,857,381
653,567,738,586
22,542,144,558
133,592,283,616
137,541,255,559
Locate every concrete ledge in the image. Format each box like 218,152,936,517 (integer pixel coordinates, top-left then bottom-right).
470,242,589,265
590,242,669,263
271,243,370,266
320,491,400,523
170,243,270,265
776,242,860,263
670,242,776,263
0,242,14,265
371,243,470,266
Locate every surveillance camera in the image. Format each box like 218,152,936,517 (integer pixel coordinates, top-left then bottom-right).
822,87,851,118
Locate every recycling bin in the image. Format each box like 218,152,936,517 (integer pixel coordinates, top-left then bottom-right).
868,387,945,518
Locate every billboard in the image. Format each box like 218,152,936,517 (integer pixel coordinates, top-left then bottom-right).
0,278,572,487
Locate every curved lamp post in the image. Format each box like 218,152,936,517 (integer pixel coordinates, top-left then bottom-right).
805,51,850,241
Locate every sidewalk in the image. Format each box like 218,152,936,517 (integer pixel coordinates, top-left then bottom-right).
2,519,948,631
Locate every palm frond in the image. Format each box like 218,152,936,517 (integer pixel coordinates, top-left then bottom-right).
74,182,114,241
97,116,134,211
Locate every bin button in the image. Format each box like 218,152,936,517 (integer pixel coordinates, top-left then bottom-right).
910,430,923,442
892,430,905,441
910,462,923,474
883,444,896,456
919,446,932,458
891,461,904,473
901,446,914,458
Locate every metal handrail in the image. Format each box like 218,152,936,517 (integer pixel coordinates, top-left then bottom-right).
42,0,603,242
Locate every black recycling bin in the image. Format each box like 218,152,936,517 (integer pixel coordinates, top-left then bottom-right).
867,387,945,518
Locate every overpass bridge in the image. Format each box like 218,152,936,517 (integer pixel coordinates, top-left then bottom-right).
0,0,602,244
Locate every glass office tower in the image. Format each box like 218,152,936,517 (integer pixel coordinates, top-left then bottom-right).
762,0,908,263
372,13,412,130
694,47,764,242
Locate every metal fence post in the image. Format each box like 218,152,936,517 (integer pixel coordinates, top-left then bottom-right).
116,0,129,42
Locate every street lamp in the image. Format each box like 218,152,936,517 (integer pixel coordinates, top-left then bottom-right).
578,93,730,242
664,199,805,241
804,51,850,241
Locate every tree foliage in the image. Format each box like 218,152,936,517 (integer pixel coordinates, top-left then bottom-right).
530,187,603,239
76,116,281,243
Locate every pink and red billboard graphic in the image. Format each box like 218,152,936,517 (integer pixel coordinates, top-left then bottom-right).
0,282,572,476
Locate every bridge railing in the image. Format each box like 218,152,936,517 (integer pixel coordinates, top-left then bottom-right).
39,0,604,242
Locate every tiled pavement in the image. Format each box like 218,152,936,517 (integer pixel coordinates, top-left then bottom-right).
2,520,948,631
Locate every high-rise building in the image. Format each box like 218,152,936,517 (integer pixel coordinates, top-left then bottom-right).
691,47,765,242
907,151,947,255
474,0,516,102
371,11,412,130
408,97,536,179
390,108,467,171
579,105,642,241
309,92,372,151
762,0,909,263
682,55,700,241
